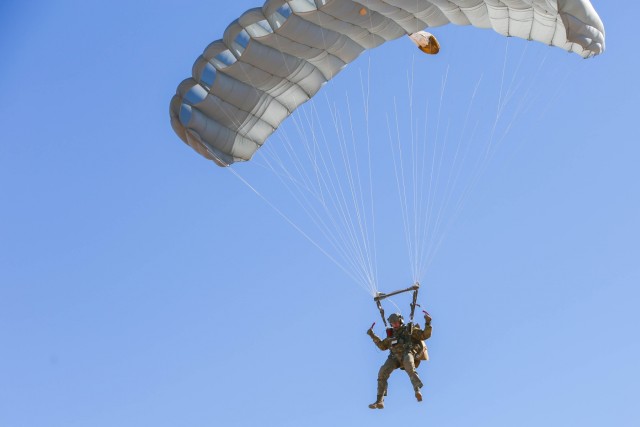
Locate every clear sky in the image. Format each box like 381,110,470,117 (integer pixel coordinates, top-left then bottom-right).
1,1,638,426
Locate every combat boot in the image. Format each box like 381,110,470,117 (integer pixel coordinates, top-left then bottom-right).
368,395,384,409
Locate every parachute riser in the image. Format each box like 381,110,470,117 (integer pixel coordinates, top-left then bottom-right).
409,285,420,323
373,283,419,302
376,300,388,328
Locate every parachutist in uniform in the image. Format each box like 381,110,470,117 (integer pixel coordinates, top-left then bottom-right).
367,312,432,409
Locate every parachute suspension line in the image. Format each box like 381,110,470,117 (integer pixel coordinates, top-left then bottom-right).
321,96,372,289
419,75,483,276
254,97,379,293
387,298,402,317
421,67,449,277
411,61,432,284
414,68,451,281
335,89,380,293
485,38,516,163
537,57,575,122
435,73,512,267
347,48,383,295
507,50,554,125
496,39,510,121
417,84,433,279
424,117,452,273
335,95,371,281
260,129,359,277
341,118,377,291
419,41,556,276
442,49,572,281
501,43,530,111
316,98,378,293
408,56,420,283
308,99,365,280
344,92,377,293
390,82,415,280
491,50,549,160
388,60,456,285
387,56,506,282
387,99,415,282
295,102,377,293
480,49,565,190
394,54,517,281
472,41,547,189
409,58,428,284
264,115,316,196
442,44,545,242
420,95,483,275
220,157,370,289
254,85,382,295
360,57,379,295
420,48,503,267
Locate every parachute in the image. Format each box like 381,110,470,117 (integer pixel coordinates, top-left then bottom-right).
169,0,605,166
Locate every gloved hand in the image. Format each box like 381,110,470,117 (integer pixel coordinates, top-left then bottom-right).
423,310,432,325
367,322,375,336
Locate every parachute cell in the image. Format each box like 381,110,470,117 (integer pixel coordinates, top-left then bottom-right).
170,0,605,166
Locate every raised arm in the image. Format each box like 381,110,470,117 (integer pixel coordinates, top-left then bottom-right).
412,311,433,340
367,322,389,351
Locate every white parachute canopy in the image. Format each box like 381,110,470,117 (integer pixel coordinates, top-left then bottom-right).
170,0,605,166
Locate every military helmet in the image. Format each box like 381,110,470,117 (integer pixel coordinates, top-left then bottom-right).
388,313,404,325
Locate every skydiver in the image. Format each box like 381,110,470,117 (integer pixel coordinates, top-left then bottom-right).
366,311,432,409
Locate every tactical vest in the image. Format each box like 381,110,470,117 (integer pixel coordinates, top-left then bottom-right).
389,325,428,362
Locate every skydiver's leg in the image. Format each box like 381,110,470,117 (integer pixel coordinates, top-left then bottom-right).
402,353,424,401
369,357,399,409
377,356,399,397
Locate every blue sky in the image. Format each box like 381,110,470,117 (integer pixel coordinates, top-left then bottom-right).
1,1,638,426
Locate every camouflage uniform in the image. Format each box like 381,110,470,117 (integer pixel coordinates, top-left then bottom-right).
367,315,432,407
